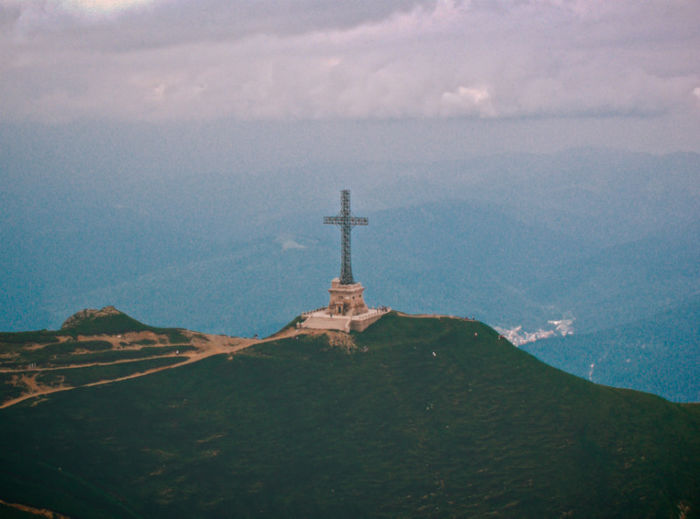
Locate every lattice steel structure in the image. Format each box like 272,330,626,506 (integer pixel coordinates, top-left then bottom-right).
324,189,368,285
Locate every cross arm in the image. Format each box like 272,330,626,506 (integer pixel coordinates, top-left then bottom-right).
324,216,368,226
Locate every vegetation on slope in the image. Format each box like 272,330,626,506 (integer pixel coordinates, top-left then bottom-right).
0,308,200,406
0,308,188,347
0,313,698,518
59,306,189,343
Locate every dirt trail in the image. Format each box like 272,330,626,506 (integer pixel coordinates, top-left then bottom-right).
0,328,311,410
0,498,70,518
0,354,197,374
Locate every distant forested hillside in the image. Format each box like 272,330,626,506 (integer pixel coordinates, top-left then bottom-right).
522,296,700,402
1,145,698,399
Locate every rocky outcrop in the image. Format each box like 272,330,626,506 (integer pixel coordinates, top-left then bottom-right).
61,306,123,330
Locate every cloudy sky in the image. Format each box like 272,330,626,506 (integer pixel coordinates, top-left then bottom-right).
1,0,699,153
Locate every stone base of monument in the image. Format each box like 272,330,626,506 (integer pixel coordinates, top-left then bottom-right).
300,278,389,332
300,307,389,333
327,278,369,316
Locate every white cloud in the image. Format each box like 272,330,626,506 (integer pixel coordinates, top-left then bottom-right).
278,237,306,251
2,0,163,28
281,240,306,251
0,0,698,122
496,325,555,346
496,317,574,346
440,86,494,117
547,318,574,337
276,234,307,251
64,0,158,12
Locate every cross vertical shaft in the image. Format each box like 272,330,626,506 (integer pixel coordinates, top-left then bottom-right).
324,189,368,285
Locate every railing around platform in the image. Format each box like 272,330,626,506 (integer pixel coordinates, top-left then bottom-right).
301,306,391,320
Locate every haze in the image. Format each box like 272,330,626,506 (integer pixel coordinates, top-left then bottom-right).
2,0,699,338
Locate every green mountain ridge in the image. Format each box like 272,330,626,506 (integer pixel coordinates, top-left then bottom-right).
1,312,699,518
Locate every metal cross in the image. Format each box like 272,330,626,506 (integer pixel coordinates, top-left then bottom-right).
324,189,368,285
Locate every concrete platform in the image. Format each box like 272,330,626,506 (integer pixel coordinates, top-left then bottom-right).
302,314,353,332
300,308,390,333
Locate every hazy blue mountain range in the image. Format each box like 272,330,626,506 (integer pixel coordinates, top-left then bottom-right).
1,133,698,399
522,296,700,403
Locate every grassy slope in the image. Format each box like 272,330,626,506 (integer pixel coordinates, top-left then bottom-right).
59,312,189,343
0,310,196,405
0,312,187,343
0,313,698,518
0,356,188,405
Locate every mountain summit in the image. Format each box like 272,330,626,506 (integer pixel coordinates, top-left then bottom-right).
1,312,698,518
59,305,175,336
61,305,123,329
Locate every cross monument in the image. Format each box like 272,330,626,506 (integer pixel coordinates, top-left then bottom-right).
323,189,368,285
323,190,369,316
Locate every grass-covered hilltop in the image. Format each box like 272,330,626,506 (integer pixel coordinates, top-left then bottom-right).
1,310,699,518
0,306,251,409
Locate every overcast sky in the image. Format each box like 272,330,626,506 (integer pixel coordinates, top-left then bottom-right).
1,0,699,154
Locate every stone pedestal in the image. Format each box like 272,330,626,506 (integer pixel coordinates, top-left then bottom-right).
328,278,369,316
